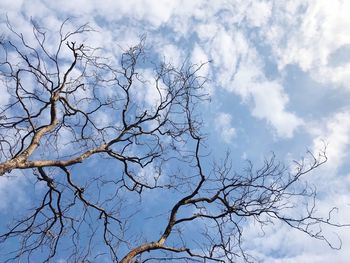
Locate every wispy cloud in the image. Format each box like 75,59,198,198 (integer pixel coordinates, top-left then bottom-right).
216,112,236,144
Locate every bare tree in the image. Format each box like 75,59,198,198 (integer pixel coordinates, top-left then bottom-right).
0,20,346,263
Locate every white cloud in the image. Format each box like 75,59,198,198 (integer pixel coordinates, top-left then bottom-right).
246,1,272,27
215,112,236,143
211,28,238,73
229,51,303,138
250,81,303,138
157,43,184,67
191,44,209,75
312,111,350,172
133,68,165,109
0,1,305,138
192,18,303,139
246,110,350,262
243,189,350,263
111,0,177,27
136,163,161,186
267,0,350,88
0,0,23,10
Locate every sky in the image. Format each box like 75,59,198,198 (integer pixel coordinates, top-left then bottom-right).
0,0,350,262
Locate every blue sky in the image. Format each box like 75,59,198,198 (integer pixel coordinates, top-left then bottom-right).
1,0,350,262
